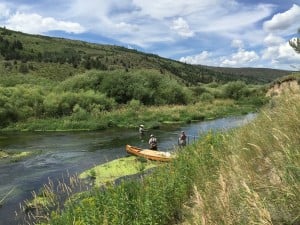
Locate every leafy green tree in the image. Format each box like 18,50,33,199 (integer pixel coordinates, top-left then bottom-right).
289,28,300,53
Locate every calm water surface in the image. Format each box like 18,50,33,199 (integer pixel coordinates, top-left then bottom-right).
0,113,255,225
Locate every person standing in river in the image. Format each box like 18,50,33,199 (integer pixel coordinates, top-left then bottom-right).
139,124,146,136
178,131,187,147
148,134,158,150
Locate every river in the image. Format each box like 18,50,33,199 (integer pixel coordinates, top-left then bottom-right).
0,113,255,225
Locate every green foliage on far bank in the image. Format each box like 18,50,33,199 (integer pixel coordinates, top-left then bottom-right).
0,69,268,131
32,93,299,225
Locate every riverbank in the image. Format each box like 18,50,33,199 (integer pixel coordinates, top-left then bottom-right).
2,99,259,132
33,94,299,225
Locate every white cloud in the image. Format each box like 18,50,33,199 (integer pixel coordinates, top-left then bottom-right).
180,48,260,68
221,48,259,67
264,34,285,46
171,17,194,37
115,22,139,32
0,3,10,18
262,42,300,64
263,4,300,34
132,0,219,20
190,3,274,34
6,11,85,34
179,51,217,66
231,39,244,49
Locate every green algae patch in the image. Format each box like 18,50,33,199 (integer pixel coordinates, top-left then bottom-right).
11,151,32,162
0,150,9,159
0,149,41,162
79,156,158,186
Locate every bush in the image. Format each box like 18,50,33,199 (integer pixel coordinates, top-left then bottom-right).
43,91,116,117
98,70,192,105
223,81,247,100
0,85,45,125
200,92,214,102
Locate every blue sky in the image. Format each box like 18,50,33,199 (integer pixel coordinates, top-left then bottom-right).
0,0,299,70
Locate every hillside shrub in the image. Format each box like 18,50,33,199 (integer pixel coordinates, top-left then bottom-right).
71,70,193,105
199,92,214,102
0,85,45,126
43,91,116,117
223,81,247,100
57,70,105,91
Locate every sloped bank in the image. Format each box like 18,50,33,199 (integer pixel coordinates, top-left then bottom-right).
179,94,300,224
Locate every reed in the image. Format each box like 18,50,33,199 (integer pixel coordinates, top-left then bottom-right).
180,94,300,225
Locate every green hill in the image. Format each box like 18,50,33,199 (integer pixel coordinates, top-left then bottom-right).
0,27,291,84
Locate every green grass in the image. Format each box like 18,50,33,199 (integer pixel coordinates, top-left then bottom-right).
179,94,300,225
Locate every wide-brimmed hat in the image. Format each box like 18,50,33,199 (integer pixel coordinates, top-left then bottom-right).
150,134,154,137
140,124,144,127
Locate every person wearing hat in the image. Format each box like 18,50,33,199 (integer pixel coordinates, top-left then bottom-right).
178,131,187,147
139,124,146,136
148,134,158,150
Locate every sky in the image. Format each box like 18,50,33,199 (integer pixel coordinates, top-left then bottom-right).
0,0,300,70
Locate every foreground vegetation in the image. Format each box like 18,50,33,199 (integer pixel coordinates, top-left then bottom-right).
21,91,298,225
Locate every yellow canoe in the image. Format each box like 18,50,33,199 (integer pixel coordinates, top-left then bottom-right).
125,144,174,162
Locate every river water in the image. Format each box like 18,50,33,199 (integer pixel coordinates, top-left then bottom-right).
0,113,255,225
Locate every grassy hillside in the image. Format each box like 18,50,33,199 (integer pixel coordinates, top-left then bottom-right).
0,27,291,84
204,66,292,84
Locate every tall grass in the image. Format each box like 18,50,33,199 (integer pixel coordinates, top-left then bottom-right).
180,94,300,225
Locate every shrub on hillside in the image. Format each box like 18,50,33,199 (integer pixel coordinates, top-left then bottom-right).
65,70,193,105
0,85,45,126
200,92,214,102
43,91,116,117
223,81,247,100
